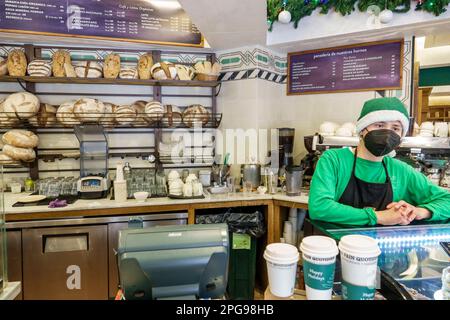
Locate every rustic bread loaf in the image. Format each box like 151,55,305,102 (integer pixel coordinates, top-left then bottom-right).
175,65,195,80
2,129,39,148
52,50,72,77
0,98,19,127
56,101,80,127
151,62,177,80
144,101,164,124
74,61,103,78
64,62,77,77
182,104,210,127
119,66,138,79
162,105,182,128
103,53,121,79
114,105,137,125
131,100,148,126
3,92,40,119
0,153,15,164
138,54,153,80
0,56,8,76
7,49,27,76
3,144,36,162
99,102,116,127
73,98,105,123
27,59,52,77
28,103,57,127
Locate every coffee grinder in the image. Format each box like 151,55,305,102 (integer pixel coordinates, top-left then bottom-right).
278,128,295,182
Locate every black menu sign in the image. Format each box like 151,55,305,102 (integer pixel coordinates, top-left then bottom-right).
0,0,203,47
287,40,403,95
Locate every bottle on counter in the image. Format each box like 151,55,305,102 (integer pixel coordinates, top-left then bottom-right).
123,162,132,179
24,177,34,193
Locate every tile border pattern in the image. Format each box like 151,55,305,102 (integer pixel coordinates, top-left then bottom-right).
217,46,288,83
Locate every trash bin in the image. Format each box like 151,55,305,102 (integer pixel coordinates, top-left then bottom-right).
196,208,266,300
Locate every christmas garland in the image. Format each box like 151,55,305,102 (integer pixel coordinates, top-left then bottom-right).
267,0,450,30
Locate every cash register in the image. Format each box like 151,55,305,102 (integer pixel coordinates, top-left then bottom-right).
117,223,229,300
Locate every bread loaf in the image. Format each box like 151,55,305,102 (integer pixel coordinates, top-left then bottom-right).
103,53,121,79
64,62,77,77
0,98,18,128
151,62,177,80
144,101,164,123
2,129,39,148
27,59,52,77
3,144,36,162
175,65,195,80
56,101,80,127
0,153,15,165
28,103,57,127
3,92,40,119
131,100,148,126
119,66,138,79
138,54,153,80
114,105,137,125
52,50,72,77
73,98,105,123
74,61,103,78
0,57,8,76
162,105,182,128
7,49,27,76
182,104,210,127
99,102,116,127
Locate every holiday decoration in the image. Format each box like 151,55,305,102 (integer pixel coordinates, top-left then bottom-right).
379,8,394,22
278,9,292,23
267,0,450,30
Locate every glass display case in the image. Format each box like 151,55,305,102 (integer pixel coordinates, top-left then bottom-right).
0,164,6,294
308,220,450,300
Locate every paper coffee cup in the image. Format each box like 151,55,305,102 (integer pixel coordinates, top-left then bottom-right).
338,235,381,300
264,243,299,297
300,236,339,300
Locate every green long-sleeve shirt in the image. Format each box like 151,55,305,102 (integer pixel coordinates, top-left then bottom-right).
308,147,450,226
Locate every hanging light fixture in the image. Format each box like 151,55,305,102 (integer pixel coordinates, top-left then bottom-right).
278,0,292,24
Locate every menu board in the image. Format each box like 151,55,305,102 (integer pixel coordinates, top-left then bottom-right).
287,40,403,95
0,0,202,47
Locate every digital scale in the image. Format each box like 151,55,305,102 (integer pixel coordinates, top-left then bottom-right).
75,125,111,199
77,176,111,199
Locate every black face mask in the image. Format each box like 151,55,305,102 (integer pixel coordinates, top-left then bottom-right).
363,129,401,157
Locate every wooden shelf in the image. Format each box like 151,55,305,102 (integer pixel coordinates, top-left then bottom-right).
0,76,220,87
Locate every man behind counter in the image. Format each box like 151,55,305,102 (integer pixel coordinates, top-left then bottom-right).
309,97,450,226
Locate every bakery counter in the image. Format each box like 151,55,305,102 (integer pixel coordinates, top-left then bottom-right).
4,191,309,245
3,191,308,299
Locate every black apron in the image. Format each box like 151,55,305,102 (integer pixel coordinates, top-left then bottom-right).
338,148,393,211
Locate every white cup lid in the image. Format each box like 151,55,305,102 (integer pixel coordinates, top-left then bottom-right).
264,243,299,264
338,235,381,257
300,236,338,257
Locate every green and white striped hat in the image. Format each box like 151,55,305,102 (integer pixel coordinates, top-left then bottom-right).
356,97,410,137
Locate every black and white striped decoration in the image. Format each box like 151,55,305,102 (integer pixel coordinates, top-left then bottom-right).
218,68,286,83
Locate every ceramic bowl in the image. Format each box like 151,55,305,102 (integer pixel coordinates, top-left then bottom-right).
134,191,149,202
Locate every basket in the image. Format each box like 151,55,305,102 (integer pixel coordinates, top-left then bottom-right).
196,73,219,81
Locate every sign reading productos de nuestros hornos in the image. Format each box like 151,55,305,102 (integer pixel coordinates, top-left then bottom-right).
0,0,203,47
287,40,403,95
